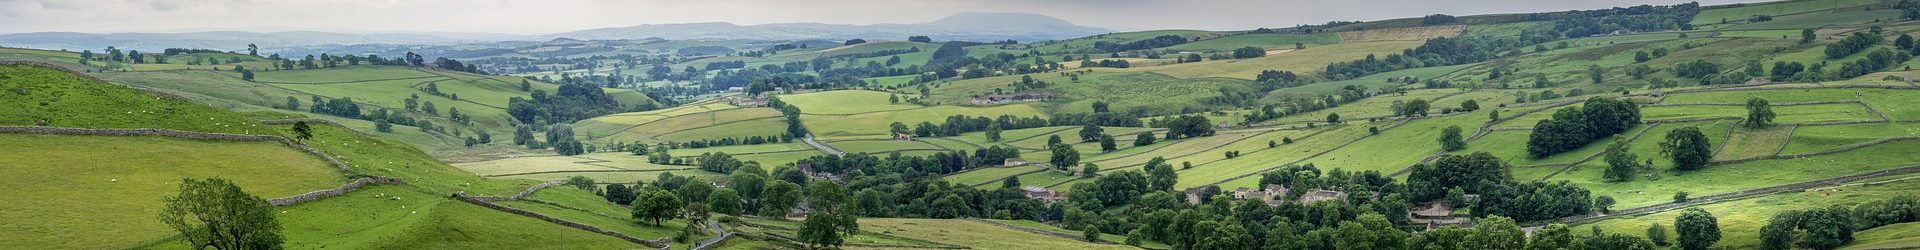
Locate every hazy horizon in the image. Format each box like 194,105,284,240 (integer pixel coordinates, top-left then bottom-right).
0,0,1768,35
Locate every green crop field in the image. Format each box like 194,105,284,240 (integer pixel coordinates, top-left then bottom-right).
1692,0,1880,26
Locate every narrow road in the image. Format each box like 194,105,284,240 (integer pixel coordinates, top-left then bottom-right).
693,217,730,249
803,134,845,156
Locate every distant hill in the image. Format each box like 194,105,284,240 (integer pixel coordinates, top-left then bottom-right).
0,31,532,52
544,12,1112,42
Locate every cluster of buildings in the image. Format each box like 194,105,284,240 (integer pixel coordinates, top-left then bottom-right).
1186,184,1350,207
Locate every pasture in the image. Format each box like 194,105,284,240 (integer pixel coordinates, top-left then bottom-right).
0,134,344,249
852,218,1136,250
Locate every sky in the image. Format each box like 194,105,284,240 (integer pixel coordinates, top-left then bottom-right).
0,0,1763,34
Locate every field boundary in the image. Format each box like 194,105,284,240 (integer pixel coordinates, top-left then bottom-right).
968,219,1126,245
267,176,408,206
483,168,698,177
1542,164,1920,226
1104,127,1324,171
252,75,445,85
1209,119,1412,187
453,187,673,249
1710,136,1920,165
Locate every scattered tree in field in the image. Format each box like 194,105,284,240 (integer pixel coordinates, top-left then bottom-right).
1047,134,1064,149
1051,144,1080,171
800,213,855,249
1594,196,1616,213
159,178,283,250
1527,97,1641,158
1232,46,1266,59
1648,223,1670,246
1326,113,1341,123
1603,140,1639,182
632,189,683,226
1134,131,1156,146
985,124,1002,141
1099,134,1117,152
1675,208,1721,250
1674,191,1690,203
1746,98,1774,128
1660,126,1713,171
1080,124,1104,142
1438,125,1466,151
1083,225,1101,242
291,121,312,140
1801,28,1817,44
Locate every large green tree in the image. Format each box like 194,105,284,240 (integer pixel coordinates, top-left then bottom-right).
632,189,683,226
707,188,743,216
1746,98,1775,129
1675,208,1721,250
159,178,284,250
1050,144,1080,171
1438,125,1466,151
1661,126,1714,171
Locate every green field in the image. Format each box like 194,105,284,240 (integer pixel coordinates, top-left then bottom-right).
853,218,1135,250
1165,33,1341,52
0,134,345,249
802,104,1048,139
780,90,923,114
1780,123,1920,155
1580,173,1920,249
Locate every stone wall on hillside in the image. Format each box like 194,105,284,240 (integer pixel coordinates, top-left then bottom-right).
267,177,406,206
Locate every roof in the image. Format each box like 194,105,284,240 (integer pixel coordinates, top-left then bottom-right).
1020,186,1050,193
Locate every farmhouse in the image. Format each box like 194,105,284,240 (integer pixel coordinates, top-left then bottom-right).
1021,186,1062,204
1300,190,1349,204
970,93,1054,105
1003,158,1029,167
795,164,844,183
1232,187,1258,199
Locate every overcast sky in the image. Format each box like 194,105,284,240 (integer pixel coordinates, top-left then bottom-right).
0,0,1761,34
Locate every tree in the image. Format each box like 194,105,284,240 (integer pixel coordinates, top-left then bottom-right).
604,184,636,205
1438,125,1466,151
1595,195,1616,213
1603,140,1639,182
1135,131,1156,146
808,182,849,213
1746,98,1775,129
566,175,596,190
1326,113,1341,123
1082,225,1101,242
1233,46,1266,59
986,124,1002,141
1046,134,1064,149
160,178,285,250
291,121,312,140
708,188,743,216
800,213,848,249
1050,144,1080,171
1647,223,1670,246
1099,134,1117,152
1470,216,1526,249
1082,163,1100,177
1675,208,1721,250
1079,124,1104,142
247,44,259,56
1402,99,1430,117
1589,64,1605,83
1660,126,1713,171
1674,191,1690,203
1092,101,1110,113
632,190,683,226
